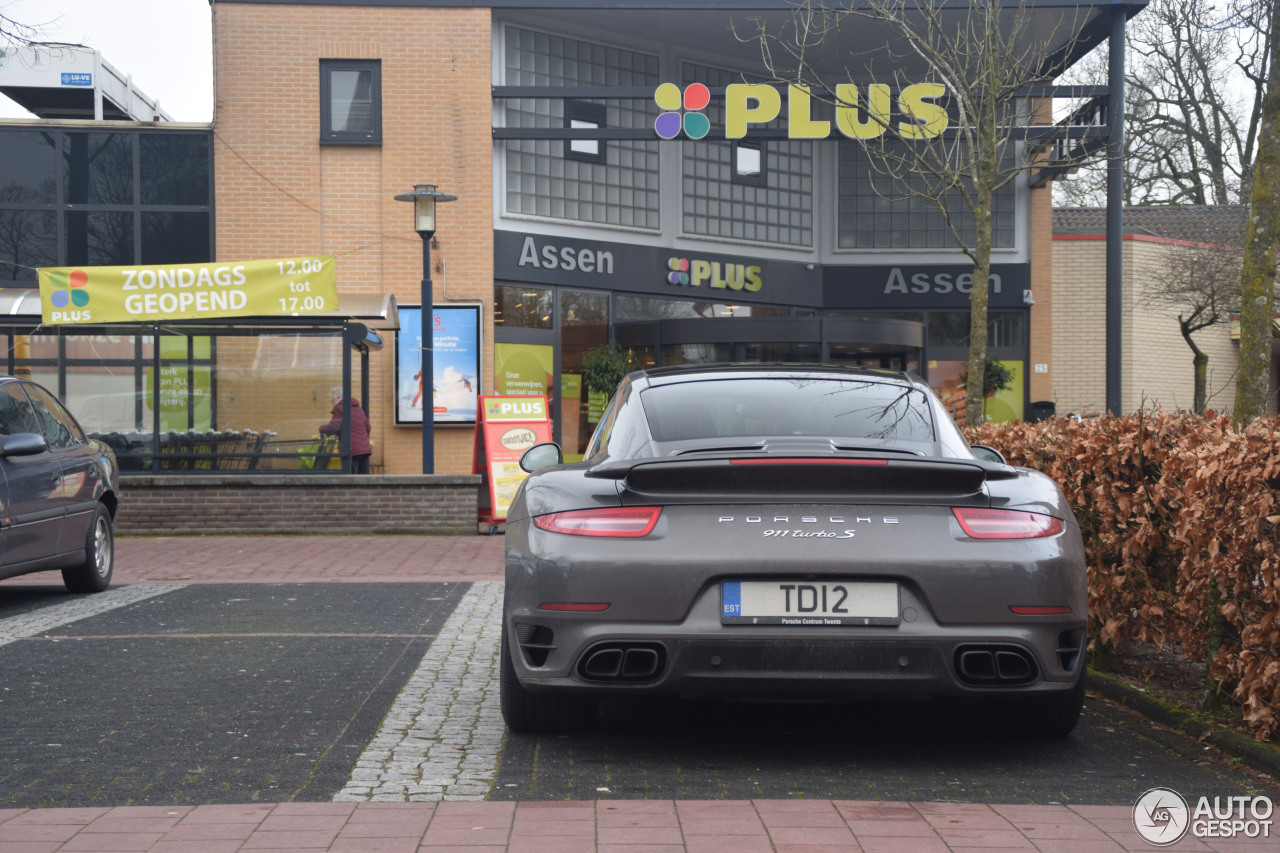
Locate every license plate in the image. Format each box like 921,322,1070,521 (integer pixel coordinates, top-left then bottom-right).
721,580,900,626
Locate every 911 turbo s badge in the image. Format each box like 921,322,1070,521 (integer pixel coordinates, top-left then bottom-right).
717,515,900,539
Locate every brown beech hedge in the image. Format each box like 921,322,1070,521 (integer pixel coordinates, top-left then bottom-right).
967,413,1280,741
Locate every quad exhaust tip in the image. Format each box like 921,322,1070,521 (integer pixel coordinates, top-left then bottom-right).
954,644,1039,686
579,642,666,682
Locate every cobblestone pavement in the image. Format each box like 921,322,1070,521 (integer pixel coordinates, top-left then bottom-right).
336,581,505,803
2,535,1278,851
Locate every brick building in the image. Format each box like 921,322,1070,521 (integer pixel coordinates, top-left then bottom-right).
1,0,1153,478
1053,205,1275,417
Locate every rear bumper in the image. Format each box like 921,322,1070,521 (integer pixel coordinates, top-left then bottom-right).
507,585,1086,700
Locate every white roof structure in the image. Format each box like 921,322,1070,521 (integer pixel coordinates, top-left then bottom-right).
0,43,172,122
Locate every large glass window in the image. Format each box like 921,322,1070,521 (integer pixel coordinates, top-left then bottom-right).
928,310,1027,348
0,210,56,281
141,133,211,204
0,127,213,286
142,212,212,265
0,131,57,203
494,285,554,329
681,63,813,247
503,26,660,229
838,142,1015,250
66,211,133,266
64,132,133,205
320,59,381,144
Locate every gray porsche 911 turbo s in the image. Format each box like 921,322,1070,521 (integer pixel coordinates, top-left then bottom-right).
501,364,1087,736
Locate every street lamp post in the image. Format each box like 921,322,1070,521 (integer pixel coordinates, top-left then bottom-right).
394,183,457,474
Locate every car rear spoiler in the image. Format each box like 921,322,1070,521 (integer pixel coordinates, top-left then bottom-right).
586,454,1017,503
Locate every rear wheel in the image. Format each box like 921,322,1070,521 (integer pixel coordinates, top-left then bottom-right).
500,623,597,733
62,503,114,594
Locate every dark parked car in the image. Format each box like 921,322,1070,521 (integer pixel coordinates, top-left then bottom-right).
0,376,119,592
501,364,1087,736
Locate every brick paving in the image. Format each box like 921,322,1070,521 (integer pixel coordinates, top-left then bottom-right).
1,534,1275,851
110,534,508,585
2,799,1274,852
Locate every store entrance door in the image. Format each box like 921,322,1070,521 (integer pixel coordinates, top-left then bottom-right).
493,285,611,461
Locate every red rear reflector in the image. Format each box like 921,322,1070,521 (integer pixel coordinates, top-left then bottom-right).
952,507,1064,539
1009,605,1073,615
729,458,888,466
539,602,611,612
533,506,661,537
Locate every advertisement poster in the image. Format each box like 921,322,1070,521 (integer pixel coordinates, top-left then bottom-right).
396,305,481,425
494,342,554,399
474,395,552,521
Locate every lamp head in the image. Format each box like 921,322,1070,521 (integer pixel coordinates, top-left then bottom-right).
394,183,458,237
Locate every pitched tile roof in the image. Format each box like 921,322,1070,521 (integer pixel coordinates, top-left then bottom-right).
1054,204,1248,245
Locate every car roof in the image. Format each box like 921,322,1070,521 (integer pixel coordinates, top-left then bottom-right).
632,363,920,388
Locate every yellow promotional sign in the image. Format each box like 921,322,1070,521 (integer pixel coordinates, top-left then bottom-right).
36,256,338,325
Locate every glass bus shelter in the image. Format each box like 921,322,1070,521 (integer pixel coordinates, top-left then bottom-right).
0,291,396,474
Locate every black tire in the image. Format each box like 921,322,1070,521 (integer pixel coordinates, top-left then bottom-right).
500,623,597,734
62,503,114,594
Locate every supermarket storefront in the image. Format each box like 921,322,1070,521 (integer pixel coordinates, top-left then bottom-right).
493,231,1031,457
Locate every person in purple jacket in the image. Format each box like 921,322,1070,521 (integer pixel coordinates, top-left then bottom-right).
319,386,372,473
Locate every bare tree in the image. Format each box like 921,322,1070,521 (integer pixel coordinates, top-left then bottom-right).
1233,0,1280,424
1056,0,1272,207
0,2,50,49
1055,46,1190,207
748,0,1086,424
1143,220,1245,412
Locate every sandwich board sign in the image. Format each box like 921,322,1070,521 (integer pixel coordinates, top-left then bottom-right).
474,395,551,524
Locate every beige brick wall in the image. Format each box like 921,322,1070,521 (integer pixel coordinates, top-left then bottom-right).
1052,235,1242,416
212,2,494,475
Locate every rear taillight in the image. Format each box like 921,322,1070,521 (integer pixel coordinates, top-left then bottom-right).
952,507,1063,539
533,506,662,537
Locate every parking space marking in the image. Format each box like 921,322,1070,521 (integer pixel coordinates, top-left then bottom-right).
0,584,187,647
335,581,504,802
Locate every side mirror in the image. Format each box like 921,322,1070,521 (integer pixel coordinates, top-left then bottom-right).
969,444,1006,465
1,433,48,457
520,442,563,473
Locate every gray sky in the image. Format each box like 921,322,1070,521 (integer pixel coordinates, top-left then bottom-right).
0,0,212,122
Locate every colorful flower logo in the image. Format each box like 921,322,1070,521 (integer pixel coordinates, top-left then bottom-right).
48,269,91,309
654,83,710,140
666,257,690,285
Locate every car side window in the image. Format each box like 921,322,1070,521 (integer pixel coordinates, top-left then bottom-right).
21,384,82,449
0,385,41,437
584,382,629,461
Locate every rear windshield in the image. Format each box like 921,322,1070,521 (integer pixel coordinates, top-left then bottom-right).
641,378,935,444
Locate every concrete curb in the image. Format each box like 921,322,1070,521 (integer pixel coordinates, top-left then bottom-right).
1087,668,1280,781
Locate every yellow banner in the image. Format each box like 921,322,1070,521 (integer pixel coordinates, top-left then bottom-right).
37,256,338,325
